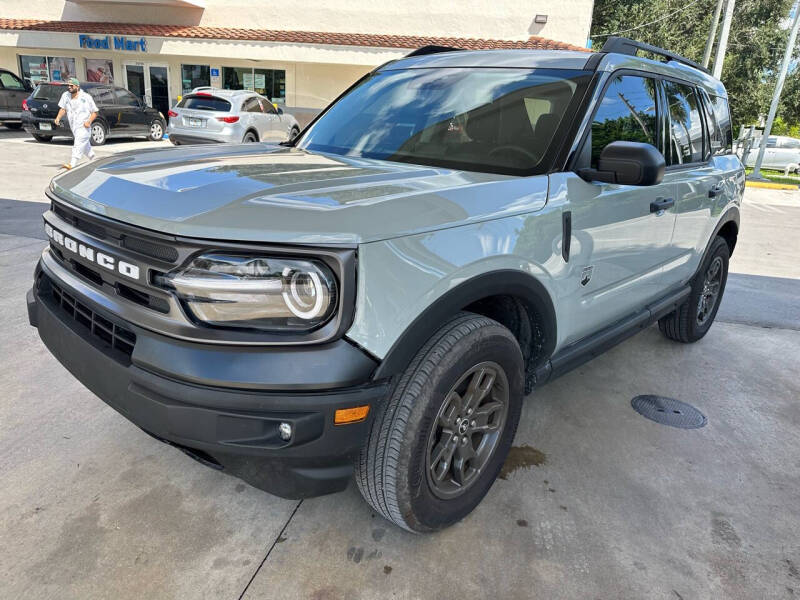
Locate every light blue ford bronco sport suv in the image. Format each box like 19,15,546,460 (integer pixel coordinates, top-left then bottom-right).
28,37,743,532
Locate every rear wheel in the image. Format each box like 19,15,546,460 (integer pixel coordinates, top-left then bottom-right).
148,119,165,141
357,312,524,533
3,122,22,130
32,134,53,142
243,131,258,143
89,122,107,146
659,236,729,343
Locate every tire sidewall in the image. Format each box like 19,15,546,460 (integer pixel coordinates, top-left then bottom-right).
149,119,164,141
89,122,106,146
394,324,523,531
688,237,730,339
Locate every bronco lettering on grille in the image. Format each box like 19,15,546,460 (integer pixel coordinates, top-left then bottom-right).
45,222,141,281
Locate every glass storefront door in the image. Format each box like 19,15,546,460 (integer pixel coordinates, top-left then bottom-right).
124,63,170,116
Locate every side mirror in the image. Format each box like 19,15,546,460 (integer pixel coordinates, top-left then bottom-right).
578,141,665,186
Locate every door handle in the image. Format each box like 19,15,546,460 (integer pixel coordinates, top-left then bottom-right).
650,197,674,213
708,183,725,198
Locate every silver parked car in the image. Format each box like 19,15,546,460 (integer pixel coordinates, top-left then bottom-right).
167,88,299,145
739,135,800,173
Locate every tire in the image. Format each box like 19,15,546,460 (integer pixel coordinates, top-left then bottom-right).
3,122,22,130
289,126,300,141
32,134,53,142
89,121,107,146
357,312,524,533
243,131,258,143
148,119,165,141
659,236,730,343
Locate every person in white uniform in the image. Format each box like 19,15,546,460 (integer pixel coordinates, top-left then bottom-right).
54,78,98,170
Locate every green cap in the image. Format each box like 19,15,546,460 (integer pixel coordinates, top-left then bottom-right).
68,77,80,86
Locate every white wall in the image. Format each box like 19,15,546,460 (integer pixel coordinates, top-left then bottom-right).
3,0,594,48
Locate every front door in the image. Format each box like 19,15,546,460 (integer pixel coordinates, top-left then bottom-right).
124,63,170,116
557,73,677,346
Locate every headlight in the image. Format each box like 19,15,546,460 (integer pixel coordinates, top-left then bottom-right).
155,254,337,332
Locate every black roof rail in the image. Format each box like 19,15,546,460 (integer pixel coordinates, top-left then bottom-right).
405,45,464,57
600,36,710,75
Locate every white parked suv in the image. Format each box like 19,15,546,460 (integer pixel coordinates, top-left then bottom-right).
167,88,300,145
740,135,800,173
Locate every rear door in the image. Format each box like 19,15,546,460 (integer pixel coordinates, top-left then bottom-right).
663,83,728,288
0,70,28,120
560,73,678,344
112,87,149,134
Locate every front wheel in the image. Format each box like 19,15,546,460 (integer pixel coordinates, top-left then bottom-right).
148,119,165,141
357,312,524,533
89,122,107,146
659,236,730,343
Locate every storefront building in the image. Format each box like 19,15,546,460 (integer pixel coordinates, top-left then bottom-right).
0,1,591,121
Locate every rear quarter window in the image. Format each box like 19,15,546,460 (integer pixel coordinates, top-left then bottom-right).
708,94,732,154
178,95,232,112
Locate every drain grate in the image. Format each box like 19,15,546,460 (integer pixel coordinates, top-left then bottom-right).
631,395,707,429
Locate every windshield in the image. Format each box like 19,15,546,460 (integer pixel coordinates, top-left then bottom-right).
297,67,591,175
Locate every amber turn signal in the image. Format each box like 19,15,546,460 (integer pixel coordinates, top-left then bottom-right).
334,405,370,425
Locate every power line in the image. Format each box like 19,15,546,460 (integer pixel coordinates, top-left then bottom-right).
591,0,707,39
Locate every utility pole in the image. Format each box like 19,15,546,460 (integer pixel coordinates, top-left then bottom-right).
703,0,725,69
751,1,800,180
712,0,735,79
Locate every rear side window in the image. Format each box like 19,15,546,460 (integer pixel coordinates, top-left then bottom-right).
664,81,704,165
178,94,232,112
0,71,25,90
779,138,800,149
708,94,732,154
87,86,114,106
242,97,261,113
33,83,66,101
114,88,140,107
589,75,659,168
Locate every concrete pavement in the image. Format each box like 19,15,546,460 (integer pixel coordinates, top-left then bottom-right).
0,127,798,599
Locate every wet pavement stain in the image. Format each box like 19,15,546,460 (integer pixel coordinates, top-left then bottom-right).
371,528,385,542
383,565,393,575
499,445,546,480
516,519,528,527
346,547,364,563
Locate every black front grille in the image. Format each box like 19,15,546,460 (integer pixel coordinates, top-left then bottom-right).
43,276,136,361
121,235,179,262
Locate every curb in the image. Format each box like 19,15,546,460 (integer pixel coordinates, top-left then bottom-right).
745,180,799,190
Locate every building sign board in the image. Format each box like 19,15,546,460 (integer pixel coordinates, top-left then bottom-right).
79,35,148,52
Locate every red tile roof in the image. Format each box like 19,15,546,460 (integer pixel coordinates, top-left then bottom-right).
0,18,589,52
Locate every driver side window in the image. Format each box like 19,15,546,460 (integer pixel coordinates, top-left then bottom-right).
589,75,659,168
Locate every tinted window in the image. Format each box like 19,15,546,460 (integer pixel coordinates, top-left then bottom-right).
664,81,704,165
766,137,777,148
0,71,25,90
259,98,277,114
779,138,800,149
87,86,114,106
114,88,140,107
32,83,66,101
709,95,732,154
178,94,232,112
242,97,261,113
589,75,659,168
298,68,590,174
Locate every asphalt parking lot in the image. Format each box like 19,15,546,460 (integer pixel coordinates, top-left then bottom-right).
1,127,798,600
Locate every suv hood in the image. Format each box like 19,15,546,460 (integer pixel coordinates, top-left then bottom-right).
51,144,547,245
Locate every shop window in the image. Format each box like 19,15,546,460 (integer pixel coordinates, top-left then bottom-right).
181,64,210,94
86,59,114,85
18,55,77,84
222,67,286,102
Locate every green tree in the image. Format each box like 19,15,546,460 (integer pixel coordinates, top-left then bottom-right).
590,0,797,135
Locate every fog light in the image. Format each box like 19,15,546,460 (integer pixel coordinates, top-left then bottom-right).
278,422,292,441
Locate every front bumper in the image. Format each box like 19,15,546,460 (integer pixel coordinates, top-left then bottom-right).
28,257,388,498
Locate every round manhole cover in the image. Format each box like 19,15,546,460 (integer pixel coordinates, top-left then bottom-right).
631,395,707,429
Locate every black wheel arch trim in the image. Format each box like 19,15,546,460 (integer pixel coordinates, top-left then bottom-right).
705,206,740,264
371,270,557,380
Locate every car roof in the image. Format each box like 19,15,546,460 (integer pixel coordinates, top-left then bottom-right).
187,88,255,98
377,47,727,98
